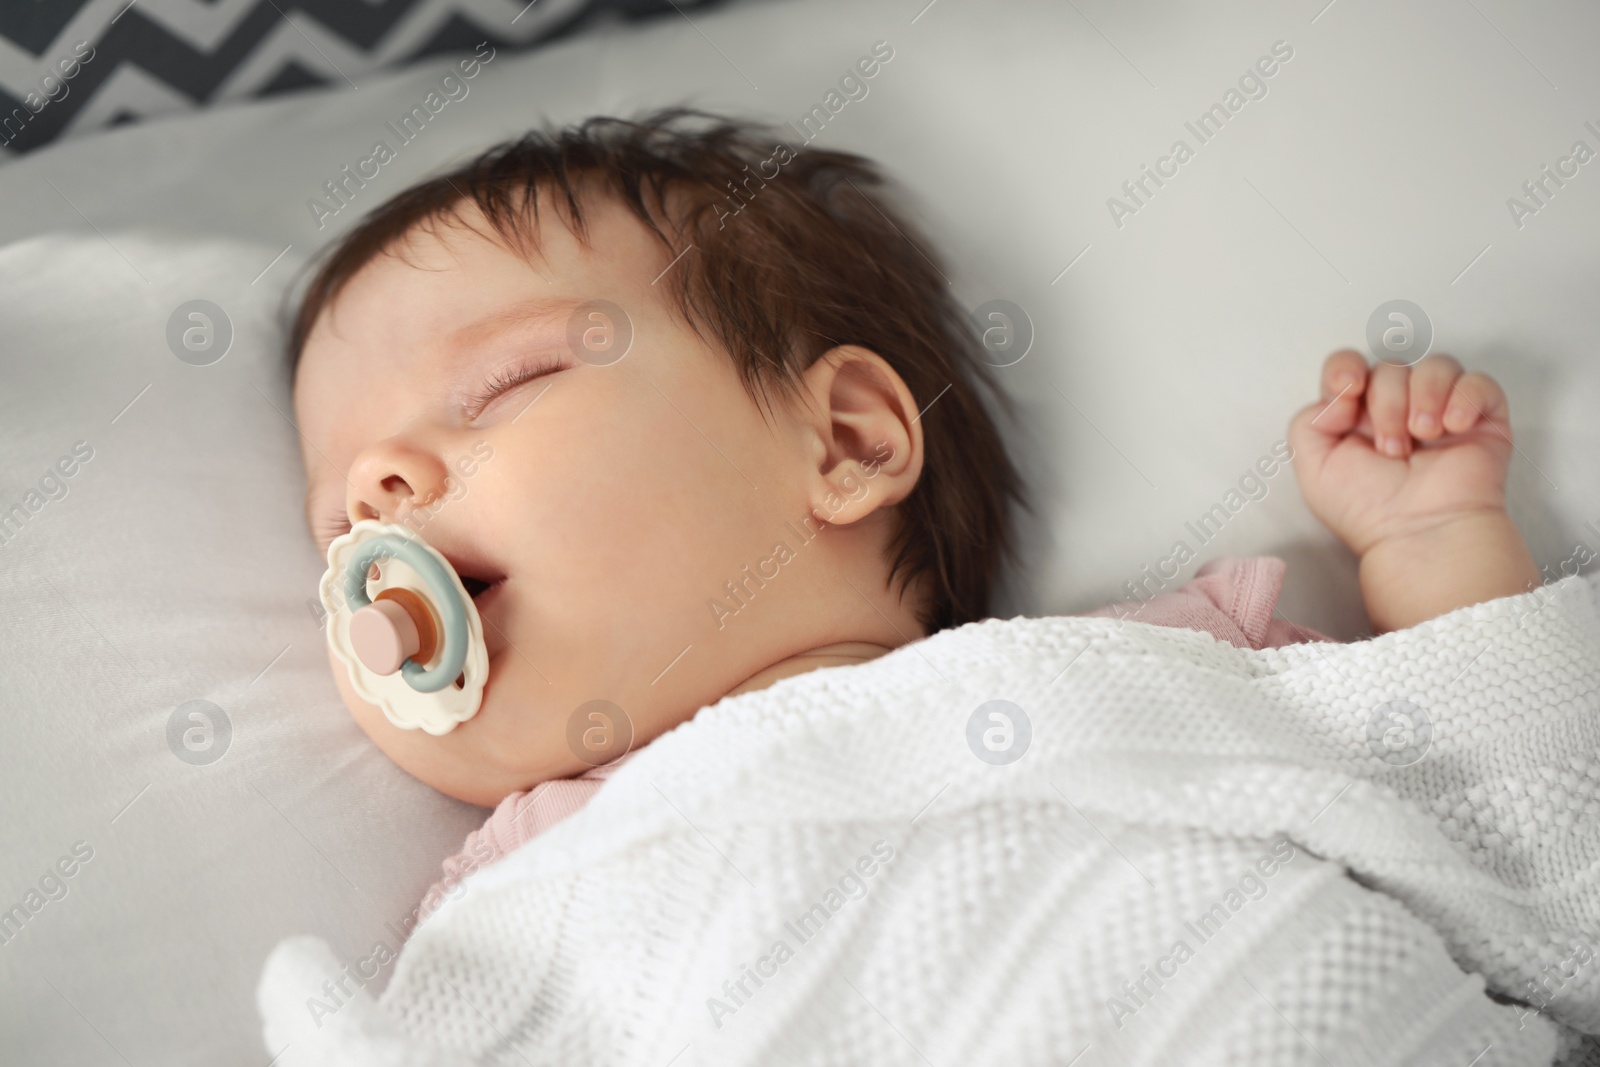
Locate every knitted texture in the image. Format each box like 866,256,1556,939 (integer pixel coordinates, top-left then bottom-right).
419,555,1326,912
258,572,1600,1066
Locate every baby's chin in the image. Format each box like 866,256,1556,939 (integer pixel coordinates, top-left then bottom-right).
328,644,572,807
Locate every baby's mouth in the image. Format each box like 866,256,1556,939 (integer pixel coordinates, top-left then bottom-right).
432,543,507,627
461,573,506,612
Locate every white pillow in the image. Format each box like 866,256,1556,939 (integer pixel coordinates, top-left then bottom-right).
2,0,1596,1063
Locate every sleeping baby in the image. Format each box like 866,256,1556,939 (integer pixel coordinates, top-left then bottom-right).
275,108,1586,1062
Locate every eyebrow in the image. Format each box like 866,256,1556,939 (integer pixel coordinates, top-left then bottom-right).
448,296,589,354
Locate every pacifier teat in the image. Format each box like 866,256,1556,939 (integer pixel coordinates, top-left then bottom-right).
349,590,436,675
319,520,489,735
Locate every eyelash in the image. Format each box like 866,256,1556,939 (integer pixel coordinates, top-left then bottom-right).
320,513,351,545
317,356,562,545
464,354,565,417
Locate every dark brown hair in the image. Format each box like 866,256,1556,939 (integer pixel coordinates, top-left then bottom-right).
285,107,1028,633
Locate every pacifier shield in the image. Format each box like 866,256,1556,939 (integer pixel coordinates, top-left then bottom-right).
319,521,489,735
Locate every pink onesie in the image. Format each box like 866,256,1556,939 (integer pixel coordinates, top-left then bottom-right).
421,555,1334,911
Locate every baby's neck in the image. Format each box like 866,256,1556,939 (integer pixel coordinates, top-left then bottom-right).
724,641,894,698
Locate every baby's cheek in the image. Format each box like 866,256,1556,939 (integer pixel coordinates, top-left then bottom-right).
323,643,420,761
321,642,530,804
326,642,386,735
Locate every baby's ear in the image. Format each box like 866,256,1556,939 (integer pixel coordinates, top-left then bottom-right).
798,345,924,526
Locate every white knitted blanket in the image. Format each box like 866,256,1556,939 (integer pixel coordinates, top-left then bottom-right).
258,573,1600,1067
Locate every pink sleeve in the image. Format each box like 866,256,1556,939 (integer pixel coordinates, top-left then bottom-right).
418,756,632,921
1076,555,1336,650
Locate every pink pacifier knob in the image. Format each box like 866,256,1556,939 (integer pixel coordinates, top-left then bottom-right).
349,598,422,675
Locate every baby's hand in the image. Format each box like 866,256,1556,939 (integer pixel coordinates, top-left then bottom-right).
1286,350,1513,556
1287,349,1539,633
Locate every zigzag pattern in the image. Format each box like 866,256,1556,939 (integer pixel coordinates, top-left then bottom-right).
0,0,732,158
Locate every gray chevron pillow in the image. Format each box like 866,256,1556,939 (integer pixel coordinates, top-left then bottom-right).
0,0,737,159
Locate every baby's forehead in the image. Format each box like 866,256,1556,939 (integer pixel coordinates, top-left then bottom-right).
308,192,667,347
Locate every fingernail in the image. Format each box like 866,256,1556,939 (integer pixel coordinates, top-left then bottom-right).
1379,435,1402,456
1335,372,1356,388
1413,412,1436,433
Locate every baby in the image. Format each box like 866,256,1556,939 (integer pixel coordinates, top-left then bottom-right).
289,108,1541,858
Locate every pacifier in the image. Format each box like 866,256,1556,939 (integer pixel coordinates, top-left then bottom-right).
318,520,489,735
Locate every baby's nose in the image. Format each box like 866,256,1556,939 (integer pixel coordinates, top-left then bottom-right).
346,438,449,525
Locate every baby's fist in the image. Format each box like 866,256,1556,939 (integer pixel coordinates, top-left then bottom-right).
1286,350,1516,559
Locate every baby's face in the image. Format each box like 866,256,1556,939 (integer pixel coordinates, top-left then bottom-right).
294,194,915,805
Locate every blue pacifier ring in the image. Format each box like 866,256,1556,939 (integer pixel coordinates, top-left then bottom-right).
342,534,469,693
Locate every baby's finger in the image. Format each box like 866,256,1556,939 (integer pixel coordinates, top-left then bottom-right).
1288,350,1370,476
1367,361,1412,457
1406,353,1463,441
1442,371,1511,436
1319,349,1369,402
